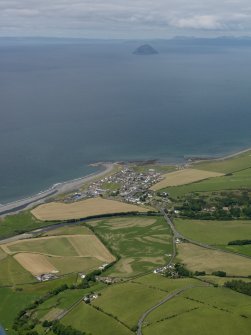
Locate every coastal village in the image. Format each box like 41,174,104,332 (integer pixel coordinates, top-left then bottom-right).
64,166,164,206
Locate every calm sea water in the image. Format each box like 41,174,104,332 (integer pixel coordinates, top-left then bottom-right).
1,38,251,204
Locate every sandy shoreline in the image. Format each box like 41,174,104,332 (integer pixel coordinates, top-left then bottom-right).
0,163,115,217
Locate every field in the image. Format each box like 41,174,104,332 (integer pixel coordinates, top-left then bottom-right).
0,211,54,239
175,219,251,256
1,232,115,277
62,276,206,335
31,198,150,221
41,224,91,236
132,164,176,174
89,216,172,277
194,150,251,173
143,286,251,335
63,301,133,335
167,167,251,197
177,243,251,276
133,274,201,291
0,274,78,334
92,282,167,328
0,255,36,285
150,169,223,191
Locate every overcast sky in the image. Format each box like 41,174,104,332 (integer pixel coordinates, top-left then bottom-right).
1,0,251,38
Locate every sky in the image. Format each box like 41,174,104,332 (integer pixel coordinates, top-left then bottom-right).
1,0,251,38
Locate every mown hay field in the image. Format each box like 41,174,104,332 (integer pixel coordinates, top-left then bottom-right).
177,243,251,276
151,169,223,190
167,167,251,198
2,234,115,276
31,198,150,221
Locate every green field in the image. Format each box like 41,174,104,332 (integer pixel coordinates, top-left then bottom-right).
89,216,172,277
132,164,176,174
7,237,78,256
0,255,35,286
49,256,102,275
175,219,251,256
0,212,54,239
197,275,251,286
63,302,133,335
133,274,201,292
194,150,251,173
143,286,251,335
0,274,78,334
41,224,91,236
92,282,167,329
166,168,251,198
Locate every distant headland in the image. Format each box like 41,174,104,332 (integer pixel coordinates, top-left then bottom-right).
133,44,158,55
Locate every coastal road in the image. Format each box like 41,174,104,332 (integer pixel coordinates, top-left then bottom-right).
0,163,115,218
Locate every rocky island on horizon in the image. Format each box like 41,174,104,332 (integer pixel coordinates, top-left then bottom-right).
133,44,159,55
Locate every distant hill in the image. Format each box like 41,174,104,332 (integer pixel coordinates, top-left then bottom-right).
133,44,158,55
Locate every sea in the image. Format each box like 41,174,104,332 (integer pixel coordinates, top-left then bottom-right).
1,37,251,204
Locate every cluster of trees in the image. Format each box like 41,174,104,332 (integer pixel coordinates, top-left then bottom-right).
175,191,251,220
224,280,251,296
228,240,251,245
13,284,70,334
50,321,87,335
212,271,226,277
174,263,193,277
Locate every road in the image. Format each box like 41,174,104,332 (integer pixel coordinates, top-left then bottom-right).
162,210,251,260
0,163,115,218
137,285,204,335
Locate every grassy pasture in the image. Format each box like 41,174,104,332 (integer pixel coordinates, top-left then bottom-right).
92,282,167,329
90,216,172,277
0,211,54,239
132,164,176,174
194,150,251,173
0,254,35,286
41,225,91,236
0,274,78,333
167,167,251,197
197,275,251,286
6,236,78,256
63,302,133,335
49,256,103,275
177,243,251,277
143,286,251,335
151,169,223,191
174,219,251,256
31,198,150,221
133,274,202,292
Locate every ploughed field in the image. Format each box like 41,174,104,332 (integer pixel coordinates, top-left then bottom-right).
31,197,150,221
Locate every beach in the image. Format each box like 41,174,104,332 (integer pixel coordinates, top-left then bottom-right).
0,163,115,218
